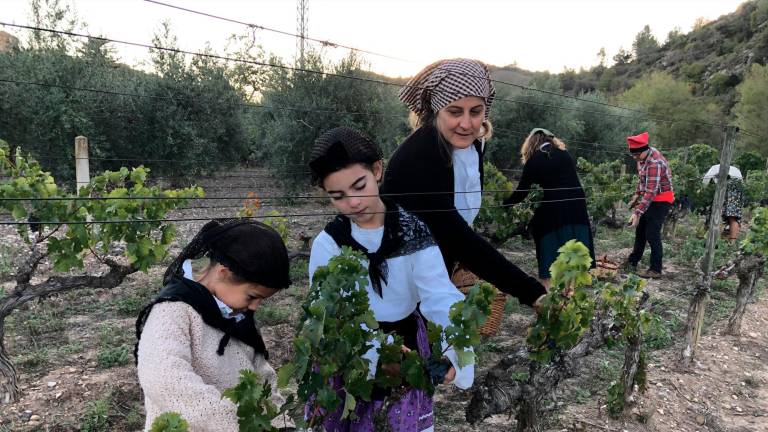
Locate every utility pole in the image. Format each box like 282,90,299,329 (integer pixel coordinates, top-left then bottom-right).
679,125,737,368
296,0,308,69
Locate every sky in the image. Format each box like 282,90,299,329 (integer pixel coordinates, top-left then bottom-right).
1,0,749,77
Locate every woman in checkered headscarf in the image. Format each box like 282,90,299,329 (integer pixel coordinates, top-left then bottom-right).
382,59,548,311
399,59,495,160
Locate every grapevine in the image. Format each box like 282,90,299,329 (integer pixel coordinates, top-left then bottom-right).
0,140,202,402
149,412,189,432
576,158,634,228
475,162,535,243
274,248,493,429
469,240,653,430
223,370,292,432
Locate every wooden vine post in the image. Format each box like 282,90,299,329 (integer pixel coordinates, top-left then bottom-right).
74,136,90,191
679,126,737,368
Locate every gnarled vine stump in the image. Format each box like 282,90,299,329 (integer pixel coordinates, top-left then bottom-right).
0,255,134,403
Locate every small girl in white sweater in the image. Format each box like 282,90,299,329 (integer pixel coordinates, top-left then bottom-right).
135,219,292,431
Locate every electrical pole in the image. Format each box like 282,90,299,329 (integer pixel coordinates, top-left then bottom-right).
296,0,308,69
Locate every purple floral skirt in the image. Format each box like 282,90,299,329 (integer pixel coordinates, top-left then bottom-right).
307,311,434,432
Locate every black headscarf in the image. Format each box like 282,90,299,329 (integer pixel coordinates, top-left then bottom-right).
308,126,383,186
163,219,291,289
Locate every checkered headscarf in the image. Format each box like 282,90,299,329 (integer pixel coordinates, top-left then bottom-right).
399,59,495,119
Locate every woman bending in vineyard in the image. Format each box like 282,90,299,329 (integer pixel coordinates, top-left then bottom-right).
135,220,293,431
382,58,547,308
308,126,473,431
503,128,595,289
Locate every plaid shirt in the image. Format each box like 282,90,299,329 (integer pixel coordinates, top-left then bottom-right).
634,147,674,216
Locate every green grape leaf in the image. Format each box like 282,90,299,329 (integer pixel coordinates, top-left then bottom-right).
276,363,295,388
149,412,189,432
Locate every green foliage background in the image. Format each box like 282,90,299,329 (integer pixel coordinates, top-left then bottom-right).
1,0,766,189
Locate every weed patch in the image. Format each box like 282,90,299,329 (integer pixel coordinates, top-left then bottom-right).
96,324,132,369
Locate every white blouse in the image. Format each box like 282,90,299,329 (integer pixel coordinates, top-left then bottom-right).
452,146,482,226
309,225,474,389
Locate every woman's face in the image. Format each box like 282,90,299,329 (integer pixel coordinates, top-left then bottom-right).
322,162,385,229
435,96,486,149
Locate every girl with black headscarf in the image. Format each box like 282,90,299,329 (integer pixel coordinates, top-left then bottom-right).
308,126,473,431
135,219,292,431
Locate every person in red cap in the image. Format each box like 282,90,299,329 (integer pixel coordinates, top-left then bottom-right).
623,132,674,278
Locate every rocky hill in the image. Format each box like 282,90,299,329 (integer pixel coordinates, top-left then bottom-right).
558,0,768,109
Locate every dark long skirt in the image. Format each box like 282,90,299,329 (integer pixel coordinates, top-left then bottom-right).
535,224,596,279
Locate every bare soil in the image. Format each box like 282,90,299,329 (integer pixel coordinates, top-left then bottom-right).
1,168,765,431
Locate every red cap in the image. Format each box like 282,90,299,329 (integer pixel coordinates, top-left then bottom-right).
627,132,649,153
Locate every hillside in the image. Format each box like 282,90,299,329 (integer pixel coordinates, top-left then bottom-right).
489,64,536,86
558,0,768,109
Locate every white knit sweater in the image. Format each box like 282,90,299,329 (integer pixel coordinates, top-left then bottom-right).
137,302,290,431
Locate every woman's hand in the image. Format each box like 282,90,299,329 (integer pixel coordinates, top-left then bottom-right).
533,294,547,314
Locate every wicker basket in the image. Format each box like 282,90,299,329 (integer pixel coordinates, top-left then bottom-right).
450,267,507,336
590,254,619,280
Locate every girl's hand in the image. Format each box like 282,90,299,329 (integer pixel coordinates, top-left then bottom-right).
442,366,456,384
380,345,412,378
380,362,400,378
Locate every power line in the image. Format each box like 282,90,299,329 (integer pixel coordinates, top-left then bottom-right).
0,199,588,226
0,168,717,205
493,94,723,127
143,0,414,64
0,186,592,203
0,22,407,91
0,22,726,128
1,64,659,127
737,128,767,141
3,72,673,138
139,0,722,127
494,127,629,152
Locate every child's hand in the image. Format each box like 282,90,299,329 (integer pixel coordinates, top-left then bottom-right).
442,366,456,384
380,345,411,378
427,356,452,385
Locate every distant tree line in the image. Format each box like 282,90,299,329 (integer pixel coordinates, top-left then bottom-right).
0,0,766,192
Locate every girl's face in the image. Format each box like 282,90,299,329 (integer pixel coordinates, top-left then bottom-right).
435,96,486,149
202,264,279,312
322,161,385,229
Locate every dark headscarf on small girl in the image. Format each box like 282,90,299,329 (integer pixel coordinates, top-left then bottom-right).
135,219,291,362
163,218,291,288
